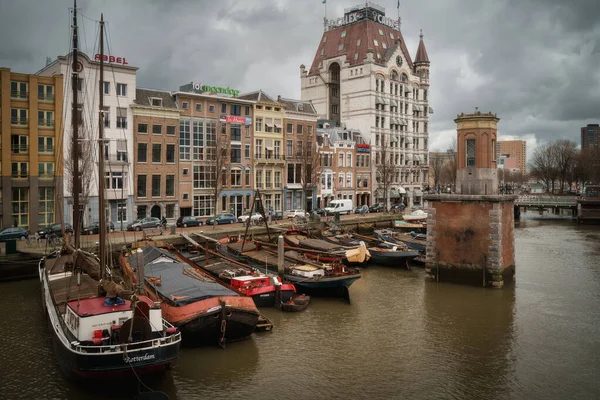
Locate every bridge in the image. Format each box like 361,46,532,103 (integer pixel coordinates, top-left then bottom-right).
514,195,579,218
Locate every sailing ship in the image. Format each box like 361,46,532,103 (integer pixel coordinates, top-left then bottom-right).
119,243,260,347
283,228,370,265
39,5,181,380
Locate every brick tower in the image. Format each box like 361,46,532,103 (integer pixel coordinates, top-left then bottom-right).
423,111,516,288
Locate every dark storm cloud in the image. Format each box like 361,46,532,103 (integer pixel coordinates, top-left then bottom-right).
1,0,598,154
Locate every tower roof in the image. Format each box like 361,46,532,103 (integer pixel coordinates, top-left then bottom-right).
414,30,430,64
308,18,414,76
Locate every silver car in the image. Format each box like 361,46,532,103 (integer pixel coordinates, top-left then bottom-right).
127,217,161,231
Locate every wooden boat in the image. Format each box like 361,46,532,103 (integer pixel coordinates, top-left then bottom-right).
368,244,420,267
120,245,260,347
375,229,426,253
279,294,310,312
284,229,370,264
224,240,361,300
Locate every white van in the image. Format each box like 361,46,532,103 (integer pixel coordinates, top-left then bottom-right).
324,199,354,215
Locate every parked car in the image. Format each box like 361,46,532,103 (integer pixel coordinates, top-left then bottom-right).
324,199,354,215
368,203,385,213
126,217,161,231
312,208,328,216
390,203,406,212
285,209,309,219
82,221,115,235
37,223,74,239
0,227,29,242
176,216,204,228
237,212,263,224
354,205,369,214
271,211,284,220
205,214,237,225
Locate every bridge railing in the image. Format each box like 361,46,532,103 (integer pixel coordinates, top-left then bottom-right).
515,195,578,206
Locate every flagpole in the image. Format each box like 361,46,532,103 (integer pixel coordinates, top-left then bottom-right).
397,0,401,31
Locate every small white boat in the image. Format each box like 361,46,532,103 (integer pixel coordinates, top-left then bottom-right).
403,209,428,222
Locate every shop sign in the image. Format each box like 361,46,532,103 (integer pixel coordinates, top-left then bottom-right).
226,116,246,124
357,143,371,153
184,81,239,97
93,54,128,65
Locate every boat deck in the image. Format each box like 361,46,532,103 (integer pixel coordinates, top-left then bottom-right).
201,261,253,277
48,273,99,314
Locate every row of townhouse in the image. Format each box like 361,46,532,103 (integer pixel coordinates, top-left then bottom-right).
1,51,374,230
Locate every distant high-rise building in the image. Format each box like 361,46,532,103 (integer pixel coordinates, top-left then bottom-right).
581,124,599,151
496,140,526,174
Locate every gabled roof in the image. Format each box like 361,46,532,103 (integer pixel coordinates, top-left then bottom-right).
277,97,317,115
238,90,277,104
308,19,414,76
134,88,178,109
414,31,430,64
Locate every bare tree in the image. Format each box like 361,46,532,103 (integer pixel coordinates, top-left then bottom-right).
529,143,558,193
441,138,458,191
208,141,230,229
429,153,446,190
375,133,399,210
299,140,322,212
553,140,578,194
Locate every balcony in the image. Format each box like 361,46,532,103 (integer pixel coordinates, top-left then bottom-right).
11,145,28,154
105,154,129,164
39,146,54,154
11,91,28,101
39,174,55,180
11,118,28,127
254,153,285,164
11,172,29,179
38,119,54,128
38,93,54,102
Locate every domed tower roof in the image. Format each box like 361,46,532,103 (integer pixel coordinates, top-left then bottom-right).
414,29,430,65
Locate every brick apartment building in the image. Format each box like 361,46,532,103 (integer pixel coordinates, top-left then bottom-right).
278,96,318,211
173,83,255,218
1,68,64,231
131,88,180,222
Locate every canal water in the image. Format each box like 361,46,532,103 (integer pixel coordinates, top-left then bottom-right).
1,214,599,399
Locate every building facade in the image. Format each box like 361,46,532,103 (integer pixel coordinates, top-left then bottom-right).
278,96,318,211
496,139,526,175
238,90,284,213
316,127,371,208
37,52,138,228
1,68,64,231
301,2,430,206
174,83,255,219
581,124,599,151
131,89,180,224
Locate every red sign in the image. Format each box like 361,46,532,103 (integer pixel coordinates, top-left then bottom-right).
357,144,370,148
94,54,128,65
225,116,246,124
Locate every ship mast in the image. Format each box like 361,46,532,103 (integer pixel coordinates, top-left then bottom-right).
71,0,81,248
98,14,106,278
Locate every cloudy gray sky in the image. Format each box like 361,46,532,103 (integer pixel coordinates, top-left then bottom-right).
1,0,599,159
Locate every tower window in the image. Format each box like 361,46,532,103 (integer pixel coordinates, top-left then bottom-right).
338,43,344,51
341,31,346,38
466,139,476,166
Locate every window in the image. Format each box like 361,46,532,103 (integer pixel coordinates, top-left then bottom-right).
138,123,148,133
152,144,162,163
274,171,282,188
255,139,263,158
274,141,281,158
245,144,250,158
11,81,28,99
255,118,263,132
231,144,241,163
466,139,476,166
193,165,215,189
11,135,28,153
193,195,214,216
245,106,250,116
116,107,127,128
231,170,242,186
12,188,29,227
373,39,378,46
274,119,282,134
221,122,227,135
166,204,175,218
287,164,295,184
297,124,303,134
116,83,127,96
338,43,344,51
286,123,293,134
491,139,496,161
105,171,125,190
182,102,189,110
38,136,54,153
341,30,346,38
137,175,147,197
152,124,162,135
166,125,176,135
150,97,163,107
166,175,175,196
296,141,303,157
38,162,54,178
209,105,215,113
339,173,345,187
39,188,54,226
183,168,189,176
166,144,175,163
38,84,54,101
265,118,273,133
231,124,241,141
347,153,352,168
195,103,202,111
179,119,191,160
256,170,263,188
308,125,313,135
137,143,147,162
103,106,110,128
357,39,361,46
221,103,227,114
286,140,293,157
183,194,189,201
103,81,110,95
332,105,338,115
231,104,242,116
245,169,251,186
338,153,344,167
265,170,272,188
152,175,161,197
10,108,28,126
346,173,352,187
